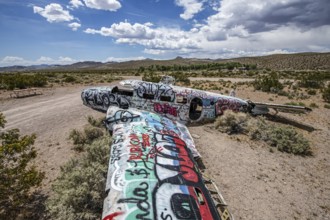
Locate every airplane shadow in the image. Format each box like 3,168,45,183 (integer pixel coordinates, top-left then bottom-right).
264,114,316,132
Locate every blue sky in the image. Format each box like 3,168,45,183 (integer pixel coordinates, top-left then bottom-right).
0,0,329,67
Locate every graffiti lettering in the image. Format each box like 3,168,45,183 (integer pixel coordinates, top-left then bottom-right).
105,110,140,125
110,144,122,164
160,212,173,220
118,182,151,220
142,133,150,147
129,133,143,160
126,168,150,179
136,82,175,101
154,103,178,117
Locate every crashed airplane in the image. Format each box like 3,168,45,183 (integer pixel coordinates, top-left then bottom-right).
81,77,311,220
81,78,311,125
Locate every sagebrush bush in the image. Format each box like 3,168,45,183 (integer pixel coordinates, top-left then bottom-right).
214,111,250,134
0,113,44,219
87,115,105,128
47,137,110,220
63,75,76,83
69,129,86,146
84,126,104,144
69,123,104,151
0,73,47,90
253,72,283,93
322,84,330,103
142,71,161,82
214,111,311,155
170,71,190,85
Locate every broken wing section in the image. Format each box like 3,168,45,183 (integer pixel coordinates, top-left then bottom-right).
102,107,228,220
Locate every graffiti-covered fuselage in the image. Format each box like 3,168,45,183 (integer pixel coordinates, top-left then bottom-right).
81,80,249,125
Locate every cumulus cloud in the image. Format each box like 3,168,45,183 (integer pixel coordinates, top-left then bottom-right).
78,0,330,58
206,0,330,34
105,56,146,62
68,22,81,31
85,22,155,39
1,56,25,64
0,56,77,67
175,0,204,20
83,0,121,11
85,21,203,53
33,3,74,23
69,0,84,8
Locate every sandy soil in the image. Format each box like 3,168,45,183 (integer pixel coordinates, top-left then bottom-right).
0,81,329,219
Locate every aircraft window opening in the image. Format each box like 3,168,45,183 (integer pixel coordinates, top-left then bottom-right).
159,95,173,102
189,97,203,120
118,90,133,96
176,96,188,104
111,86,134,96
143,93,155,100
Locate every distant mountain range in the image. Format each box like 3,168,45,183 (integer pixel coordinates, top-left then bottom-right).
1,52,329,72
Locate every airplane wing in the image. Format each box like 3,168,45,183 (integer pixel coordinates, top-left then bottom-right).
102,106,232,220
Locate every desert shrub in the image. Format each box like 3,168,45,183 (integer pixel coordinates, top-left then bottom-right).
309,103,319,108
253,72,283,93
298,73,325,89
87,115,105,128
0,73,48,90
214,111,250,134
69,126,104,151
0,113,44,219
84,126,104,144
322,84,330,103
170,71,190,85
277,90,289,96
307,89,317,95
63,75,76,83
69,129,86,146
47,137,110,220
142,71,161,82
214,111,311,155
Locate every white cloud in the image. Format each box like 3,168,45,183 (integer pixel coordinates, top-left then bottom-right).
81,0,329,59
0,56,77,67
143,49,166,55
0,56,27,66
68,22,81,31
83,0,121,11
33,3,74,23
85,22,155,39
37,56,54,63
105,56,146,62
58,56,76,62
175,0,204,20
69,0,84,8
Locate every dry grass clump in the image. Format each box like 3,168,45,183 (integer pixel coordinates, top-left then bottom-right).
87,115,105,128
47,115,111,219
69,116,105,151
47,137,110,220
214,111,312,156
214,111,250,134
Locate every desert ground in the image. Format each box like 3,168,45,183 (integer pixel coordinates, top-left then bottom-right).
0,77,329,220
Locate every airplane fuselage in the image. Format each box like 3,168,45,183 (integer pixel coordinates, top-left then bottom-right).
81,80,249,124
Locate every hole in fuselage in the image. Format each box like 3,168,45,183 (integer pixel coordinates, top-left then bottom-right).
189,97,203,121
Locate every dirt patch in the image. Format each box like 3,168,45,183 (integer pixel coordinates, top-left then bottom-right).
0,81,329,219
